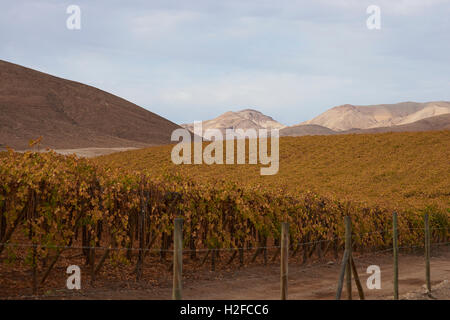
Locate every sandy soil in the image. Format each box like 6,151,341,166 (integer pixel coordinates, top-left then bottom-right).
17,247,449,300
401,280,450,300
53,147,140,158
6,147,141,158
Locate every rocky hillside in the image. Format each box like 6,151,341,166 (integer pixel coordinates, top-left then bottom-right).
0,60,181,150
300,101,450,131
181,109,285,137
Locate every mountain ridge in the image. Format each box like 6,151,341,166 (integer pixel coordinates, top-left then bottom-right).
188,101,450,137
2,60,449,151
301,101,450,131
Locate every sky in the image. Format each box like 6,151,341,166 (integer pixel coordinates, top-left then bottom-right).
1,0,450,126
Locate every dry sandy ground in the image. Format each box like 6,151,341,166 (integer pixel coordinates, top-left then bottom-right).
27,248,450,300
53,147,140,158
402,280,450,300
6,147,141,158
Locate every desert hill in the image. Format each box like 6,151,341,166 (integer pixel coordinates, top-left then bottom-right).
183,101,450,139
301,101,450,131
341,113,450,134
181,109,285,137
280,124,336,136
280,113,450,137
0,60,181,150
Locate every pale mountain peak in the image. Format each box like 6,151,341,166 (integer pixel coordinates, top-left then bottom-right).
237,108,261,113
181,108,286,136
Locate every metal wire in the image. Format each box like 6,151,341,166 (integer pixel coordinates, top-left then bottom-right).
0,226,447,253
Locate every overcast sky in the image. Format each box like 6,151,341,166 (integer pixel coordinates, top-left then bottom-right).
1,0,449,125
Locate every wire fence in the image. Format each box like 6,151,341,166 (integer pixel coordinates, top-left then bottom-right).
1,227,447,253
0,221,449,300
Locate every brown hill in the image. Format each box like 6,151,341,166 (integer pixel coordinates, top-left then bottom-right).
342,113,450,134
301,101,450,131
0,60,181,150
280,124,336,136
280,113,450,138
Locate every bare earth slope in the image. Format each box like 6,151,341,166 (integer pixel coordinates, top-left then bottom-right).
342,113,450,134
280,124,336,136
0,60,181,150
302,101,450,131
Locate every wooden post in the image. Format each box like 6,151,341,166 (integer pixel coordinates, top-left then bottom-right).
350,257,365,300
172,218,183,300
424,213,431,293
335,249,350,300
345,216,352,300
393,211,399,300
280,222,289,300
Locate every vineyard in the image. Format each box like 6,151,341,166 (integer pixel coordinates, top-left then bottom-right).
96,130,450,209
0,141,449,297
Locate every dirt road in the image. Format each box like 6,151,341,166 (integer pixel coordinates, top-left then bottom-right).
39,248,450,300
